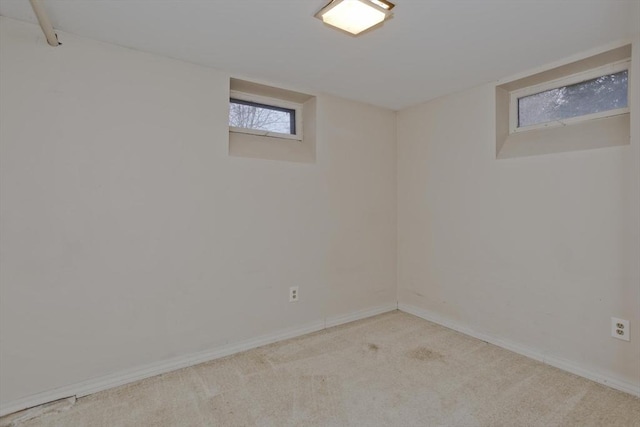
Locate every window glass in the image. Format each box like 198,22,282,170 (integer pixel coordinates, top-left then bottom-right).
518,70,628,128
229,99,295,134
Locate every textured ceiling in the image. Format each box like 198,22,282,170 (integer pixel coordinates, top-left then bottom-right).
1,0,638,110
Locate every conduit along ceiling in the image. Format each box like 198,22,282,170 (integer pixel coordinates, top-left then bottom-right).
0,0,638,110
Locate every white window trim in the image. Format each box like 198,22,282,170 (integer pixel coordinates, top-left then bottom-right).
509,59,630,134
229,90,303,141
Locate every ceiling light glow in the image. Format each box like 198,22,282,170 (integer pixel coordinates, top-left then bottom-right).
315,0,394,35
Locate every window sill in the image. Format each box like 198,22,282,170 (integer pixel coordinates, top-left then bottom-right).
497,113,630,159
229,128,315,163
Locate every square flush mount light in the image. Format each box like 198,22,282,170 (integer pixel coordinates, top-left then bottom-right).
315,0,395,35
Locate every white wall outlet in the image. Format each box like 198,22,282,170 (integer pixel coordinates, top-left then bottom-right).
611,317,629,341
289,286,299,302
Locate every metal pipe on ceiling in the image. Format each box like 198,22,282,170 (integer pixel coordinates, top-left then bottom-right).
29,0,59,46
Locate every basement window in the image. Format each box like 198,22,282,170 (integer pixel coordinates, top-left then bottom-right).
228,78,316,163
229,91,302,141
511,63,629,133
495,44,632,159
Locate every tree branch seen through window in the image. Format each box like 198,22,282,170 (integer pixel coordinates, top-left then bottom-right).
518,70,628,128
229,99,295,134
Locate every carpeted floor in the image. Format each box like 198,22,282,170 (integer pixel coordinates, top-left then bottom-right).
2,311,639,426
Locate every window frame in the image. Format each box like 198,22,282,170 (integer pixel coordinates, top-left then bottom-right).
229,90,303,141
509,60,630,134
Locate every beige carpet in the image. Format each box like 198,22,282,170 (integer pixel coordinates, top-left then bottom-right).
2,311,639,427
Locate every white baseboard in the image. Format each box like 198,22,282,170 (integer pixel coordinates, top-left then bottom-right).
398,303,640,398
0,303,397,417
325,303,398,328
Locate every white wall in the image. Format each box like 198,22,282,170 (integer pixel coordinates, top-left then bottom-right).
0,17,397,406
2,12,639,412
398,38,640,390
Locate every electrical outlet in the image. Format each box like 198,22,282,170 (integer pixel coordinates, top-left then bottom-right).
611,317,629,341
289,286,299,302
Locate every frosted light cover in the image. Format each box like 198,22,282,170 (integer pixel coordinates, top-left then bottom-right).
321,0,386,35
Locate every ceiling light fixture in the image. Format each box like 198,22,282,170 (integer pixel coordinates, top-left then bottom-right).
315,0,395,36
